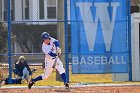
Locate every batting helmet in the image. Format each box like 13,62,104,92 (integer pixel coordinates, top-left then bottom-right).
41,32,50,40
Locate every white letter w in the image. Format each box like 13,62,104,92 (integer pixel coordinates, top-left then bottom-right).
76,2,120,51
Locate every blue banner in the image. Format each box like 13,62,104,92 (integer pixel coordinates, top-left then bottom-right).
71,0,130,73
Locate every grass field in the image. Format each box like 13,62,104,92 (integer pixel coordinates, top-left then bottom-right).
2,67,140,87
31,70,112,86
7,68,112,86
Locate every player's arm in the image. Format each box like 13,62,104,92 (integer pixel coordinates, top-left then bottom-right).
53,40,60,47
24,61,32,75
53,40,61,55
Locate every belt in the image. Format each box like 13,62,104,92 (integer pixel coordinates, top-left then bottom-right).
52,57,56,59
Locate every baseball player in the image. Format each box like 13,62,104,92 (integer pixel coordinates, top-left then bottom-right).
28,32,69,89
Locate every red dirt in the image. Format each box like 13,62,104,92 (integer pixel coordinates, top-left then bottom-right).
0,85,140,93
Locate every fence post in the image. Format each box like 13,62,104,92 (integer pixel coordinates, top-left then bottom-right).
64,0,69,83
128,0,132,81
7,0,12,83
0,0,2,21
57,0,65,81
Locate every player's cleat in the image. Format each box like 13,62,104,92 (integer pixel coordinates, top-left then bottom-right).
28,80,35,89
65,83,69,89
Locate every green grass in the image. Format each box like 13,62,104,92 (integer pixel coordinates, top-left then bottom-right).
10,69,112,86
5,69,140,86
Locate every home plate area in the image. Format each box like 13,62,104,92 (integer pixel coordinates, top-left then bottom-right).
0,84,140,93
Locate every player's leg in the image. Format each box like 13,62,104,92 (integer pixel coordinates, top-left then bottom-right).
55,58,69,88
30,67,53,82
23,67,30,83
28,58,54,89
28,68,53,89
22,67,30,83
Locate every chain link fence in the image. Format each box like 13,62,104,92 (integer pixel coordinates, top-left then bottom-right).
0,0,132,86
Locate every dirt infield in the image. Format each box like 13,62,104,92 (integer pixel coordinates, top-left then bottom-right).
0,85,140,93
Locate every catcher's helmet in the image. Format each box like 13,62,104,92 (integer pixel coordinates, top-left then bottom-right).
41,32,50,40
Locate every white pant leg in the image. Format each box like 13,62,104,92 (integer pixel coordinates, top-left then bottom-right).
55,58,65,74
42,67,53,79
41,56,54,79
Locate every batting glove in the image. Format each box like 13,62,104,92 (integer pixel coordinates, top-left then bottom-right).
56,47,61,55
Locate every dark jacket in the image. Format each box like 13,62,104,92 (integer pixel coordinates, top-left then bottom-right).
14,61,32,77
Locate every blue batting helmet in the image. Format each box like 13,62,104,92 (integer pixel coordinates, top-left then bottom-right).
41,32,50,40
